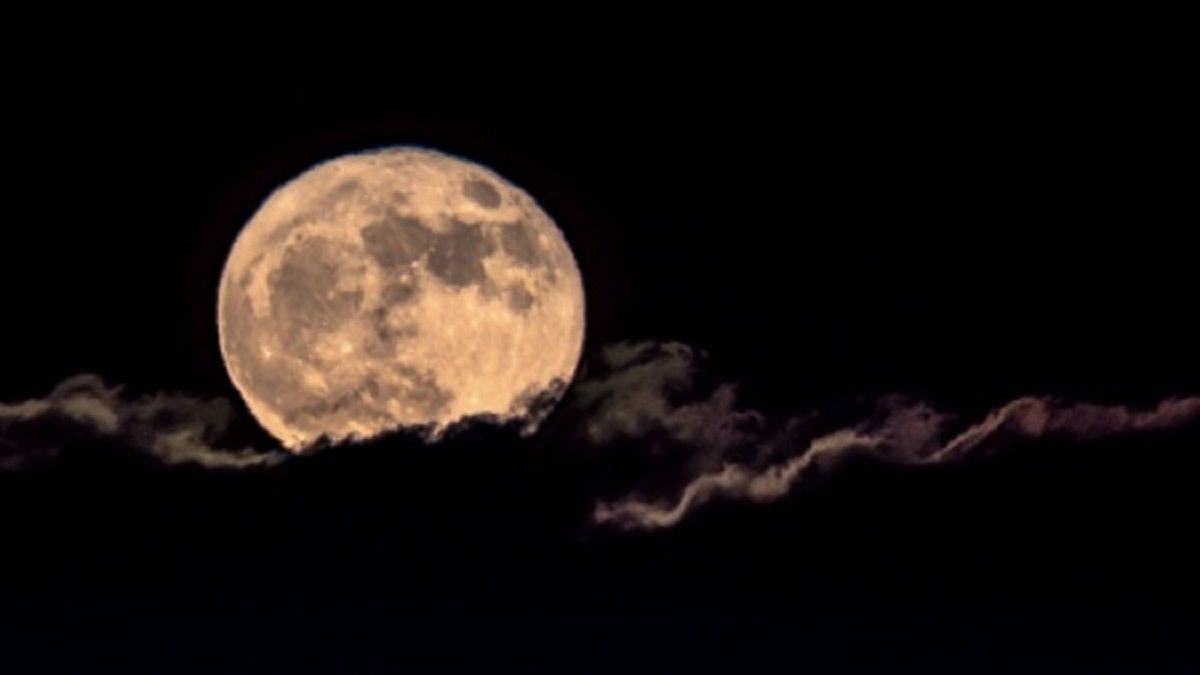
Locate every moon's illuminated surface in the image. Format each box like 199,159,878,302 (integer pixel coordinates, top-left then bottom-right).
217,147,585,451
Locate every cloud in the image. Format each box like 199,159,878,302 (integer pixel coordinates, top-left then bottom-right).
7,349,1197,529
593,429,880,529
579,342,1200,531
573,341,713,445
1,374,285,470
930,395,1200,462
573,342,766,459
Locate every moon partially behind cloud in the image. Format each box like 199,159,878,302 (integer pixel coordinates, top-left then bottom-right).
217,147,586,451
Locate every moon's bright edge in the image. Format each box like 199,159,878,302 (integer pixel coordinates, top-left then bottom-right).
217,147,586,451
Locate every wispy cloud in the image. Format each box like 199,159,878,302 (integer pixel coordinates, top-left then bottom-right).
578,341,1200,531
1,374,285,470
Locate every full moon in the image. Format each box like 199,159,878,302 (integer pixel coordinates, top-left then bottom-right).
217,147,585,451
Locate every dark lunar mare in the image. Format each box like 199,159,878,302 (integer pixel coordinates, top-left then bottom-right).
268,237,364,336
361,212,433,269
426,218,496,288
507,284,536,312
220,281,315,415
498,220,543,268
462,178,501,208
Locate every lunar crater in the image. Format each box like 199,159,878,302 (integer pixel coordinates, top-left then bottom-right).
462,178,502,208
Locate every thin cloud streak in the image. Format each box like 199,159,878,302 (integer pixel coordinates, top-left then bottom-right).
581,341,1200,531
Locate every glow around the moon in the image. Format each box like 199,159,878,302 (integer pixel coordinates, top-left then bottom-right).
217,147,585,451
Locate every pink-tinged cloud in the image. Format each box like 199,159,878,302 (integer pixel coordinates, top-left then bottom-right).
580,342,1200,531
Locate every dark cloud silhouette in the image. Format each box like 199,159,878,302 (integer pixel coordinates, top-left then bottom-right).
0,374,285,470
573,342,765,451
6,349,1198,532
577,342,1200,530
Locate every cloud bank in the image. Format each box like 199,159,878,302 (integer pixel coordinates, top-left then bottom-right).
576,342,1200,531
0,374,285,471
5,348,1197,532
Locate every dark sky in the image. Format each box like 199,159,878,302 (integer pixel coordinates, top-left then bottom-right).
5,64,1196,408
1,52,1197,672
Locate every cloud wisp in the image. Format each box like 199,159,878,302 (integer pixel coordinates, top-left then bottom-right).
0,374,285,471
576,342,1200,531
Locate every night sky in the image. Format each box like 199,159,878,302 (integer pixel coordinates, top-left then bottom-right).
2,52,1197,673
